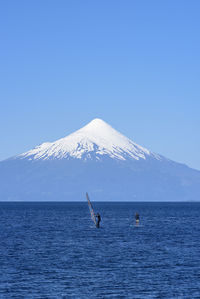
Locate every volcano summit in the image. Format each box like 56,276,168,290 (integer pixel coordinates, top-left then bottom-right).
19,118,160,162
1,119,200,201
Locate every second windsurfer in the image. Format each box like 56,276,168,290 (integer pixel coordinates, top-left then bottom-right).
135,212,140,225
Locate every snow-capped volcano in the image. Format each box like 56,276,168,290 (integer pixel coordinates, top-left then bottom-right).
1,118,200,202
19,118,161,162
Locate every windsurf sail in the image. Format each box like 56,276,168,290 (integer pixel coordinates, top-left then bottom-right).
86,192,97,226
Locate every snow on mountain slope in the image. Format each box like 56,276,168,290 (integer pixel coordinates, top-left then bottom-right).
18,118,162,161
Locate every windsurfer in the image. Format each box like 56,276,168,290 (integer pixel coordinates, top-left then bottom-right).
135,212,140,225
96,213,101,228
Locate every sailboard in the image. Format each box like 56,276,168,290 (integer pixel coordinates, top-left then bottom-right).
86,192,97,226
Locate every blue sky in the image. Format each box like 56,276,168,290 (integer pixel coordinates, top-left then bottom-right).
0,0,200,169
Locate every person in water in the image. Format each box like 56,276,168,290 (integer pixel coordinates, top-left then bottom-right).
135,212,140,224
96,213,101,228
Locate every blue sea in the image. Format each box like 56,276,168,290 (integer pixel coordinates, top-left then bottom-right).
0,202,200,299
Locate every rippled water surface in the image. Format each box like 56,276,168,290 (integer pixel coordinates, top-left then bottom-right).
0,202,200,298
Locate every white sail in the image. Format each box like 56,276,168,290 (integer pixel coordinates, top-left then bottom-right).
86,192,97,226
